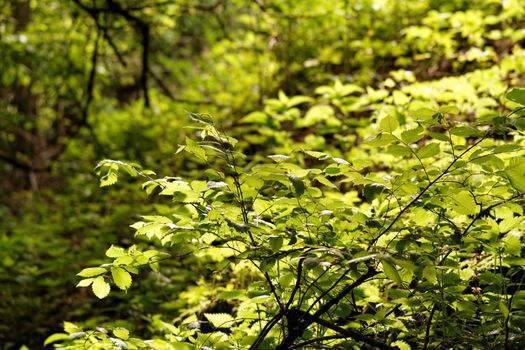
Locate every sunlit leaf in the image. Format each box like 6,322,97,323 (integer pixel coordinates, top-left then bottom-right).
204,313,235,329
77,267,107,278
111,267,132,291
92,276,111,299
379,115,399,133
450,191,477,215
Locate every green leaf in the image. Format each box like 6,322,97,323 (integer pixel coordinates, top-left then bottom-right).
413,108,438,121
304,150,329,159
303,258,320,269
499,216,523,233
288,175,305,196
44,333,71,346
132,221,169,239
184,138,207,162
401,126,425,144
189,112,214,124
365,133,397,147
240,111,268,124
252,198,272,216
100,170,118,187
76,278,94,287
422,265,437,284
298,105,335,127
204,313,235,328
381,260,403,286
332,157,350,165
417,143,440,158
106,245,126,258
111,267,132,291
148,215,176,225
217,290,246,300
506,88,525,105
314,175,336,188
269,236,284,252
393,90,410,105
499,300,509,319
268,154,291,163
379,115,399,133
450,191,477,215
387,144,412,157
509,117,525,131
439,105,460,114
324,165,341,176
77,267,107,278
392,340,412,350
92,276,111,299
450,126,482,138
503,231,522,256
113,327,130,340
63,322,82,334
505,158,525,192
429,131,449,141
288,95,313,107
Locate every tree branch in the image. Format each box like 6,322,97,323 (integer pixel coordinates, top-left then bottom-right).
148,66,226,107
0,151,32,171
106,0,150,107
274,267,378,349
82,27,99,125
285,257,305,310
279,304,398,350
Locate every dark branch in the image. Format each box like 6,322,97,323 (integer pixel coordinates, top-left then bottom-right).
106,0,150,107
0,151,32,172
148,66,226,107
285,257,305,310
303,265,354,318
309,267,378,324
74,0,151,107
279,305,398,350
275,267,378,350
82,28,99,124
423,304,437,350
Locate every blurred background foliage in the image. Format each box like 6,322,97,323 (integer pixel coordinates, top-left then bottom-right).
1,0,525,348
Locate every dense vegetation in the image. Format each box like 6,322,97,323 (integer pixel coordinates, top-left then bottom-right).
1,0,525,349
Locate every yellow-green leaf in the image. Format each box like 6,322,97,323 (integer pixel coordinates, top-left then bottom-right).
113,327,130,340
439,105,460,114
450,191,477,215
401,126,425,144
393,90,410,105
76,278,94,287
505,158,525,192
184,137,207,162
381,260,403,286
111,267,132,290
44,333,70,346
392,340,412,350
499,300,509,319
92,276,111,299
77,267,106,278
106,245,126,258
204,313,235,328
379,115,399,133
499,216,523,233
417,143,440,158
63,321,82,334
